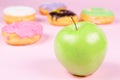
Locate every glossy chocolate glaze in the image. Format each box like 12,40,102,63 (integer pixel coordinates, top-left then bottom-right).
49,10,76,21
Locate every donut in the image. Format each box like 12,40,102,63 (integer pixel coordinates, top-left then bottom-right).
80,8,114,24
47,9,79,26
3,6,36,24
39,2,66,15
2,21,43,45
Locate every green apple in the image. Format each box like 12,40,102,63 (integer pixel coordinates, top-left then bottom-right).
54,22,107,76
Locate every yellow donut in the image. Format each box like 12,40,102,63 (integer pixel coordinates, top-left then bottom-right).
47,9,79,26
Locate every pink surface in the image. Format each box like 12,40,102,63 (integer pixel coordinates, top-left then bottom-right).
0,0,120,80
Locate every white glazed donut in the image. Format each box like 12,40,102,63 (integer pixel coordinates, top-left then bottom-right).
3,6,36,24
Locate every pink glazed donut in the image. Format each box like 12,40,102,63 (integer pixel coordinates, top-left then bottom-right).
2,21,43,45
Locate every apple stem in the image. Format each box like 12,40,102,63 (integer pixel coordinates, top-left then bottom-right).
71,17,78,31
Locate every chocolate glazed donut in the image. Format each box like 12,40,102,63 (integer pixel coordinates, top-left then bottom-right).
49,10,76,21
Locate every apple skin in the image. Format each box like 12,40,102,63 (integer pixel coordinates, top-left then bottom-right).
54,22,107,76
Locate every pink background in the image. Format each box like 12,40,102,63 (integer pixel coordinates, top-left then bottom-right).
0,0,120,80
